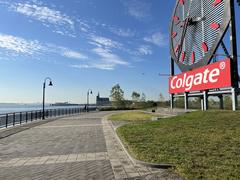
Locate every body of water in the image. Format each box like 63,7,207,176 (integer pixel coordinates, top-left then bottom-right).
0,104,93,114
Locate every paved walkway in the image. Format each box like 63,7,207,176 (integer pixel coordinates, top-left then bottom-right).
0,111,181,179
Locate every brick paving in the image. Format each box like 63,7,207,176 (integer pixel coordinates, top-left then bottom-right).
0,111,181,179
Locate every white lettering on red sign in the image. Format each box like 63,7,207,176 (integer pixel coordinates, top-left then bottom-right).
170,68,220,91
169,59,232,94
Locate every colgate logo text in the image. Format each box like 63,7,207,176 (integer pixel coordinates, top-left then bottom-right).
169,59,232,94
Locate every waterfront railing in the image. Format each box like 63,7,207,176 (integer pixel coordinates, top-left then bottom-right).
0,107,96,129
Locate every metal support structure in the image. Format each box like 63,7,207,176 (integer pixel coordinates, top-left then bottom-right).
170,58,175,109
220,41,230,58
184,92,189,111
170,94,174,109
219,95,224,109
200,97,204,111
229,0,239,111
231,88,238,111
203,91,208,111
229,0,239,88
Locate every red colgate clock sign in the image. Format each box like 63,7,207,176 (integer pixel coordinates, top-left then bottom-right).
169,59,232,94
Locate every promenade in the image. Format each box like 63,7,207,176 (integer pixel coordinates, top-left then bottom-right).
0,111,179,180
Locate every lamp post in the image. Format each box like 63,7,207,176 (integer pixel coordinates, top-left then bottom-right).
42,77,53,119
87,89,92,112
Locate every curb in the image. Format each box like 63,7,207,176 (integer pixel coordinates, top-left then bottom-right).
104,114,174,169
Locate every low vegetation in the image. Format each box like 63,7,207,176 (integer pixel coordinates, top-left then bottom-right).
117,111,240,179
108,111,156,121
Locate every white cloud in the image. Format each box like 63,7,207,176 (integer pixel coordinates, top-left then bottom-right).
71,63,114,71
43,44,88,60
144,32,167,47
110,28,135,37
78,20,91,33
62,49,87,60
122,0,151,21
92,64,115,70
136,45,152,56
0,33,42,55
4,1,75,37
0,33,87,60
89,35,122,49
92,47,128,65
10,2,74,29
87,34,129,70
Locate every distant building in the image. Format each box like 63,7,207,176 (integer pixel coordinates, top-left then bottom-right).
96,93,111,106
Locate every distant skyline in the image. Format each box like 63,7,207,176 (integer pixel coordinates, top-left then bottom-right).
0,0,239,104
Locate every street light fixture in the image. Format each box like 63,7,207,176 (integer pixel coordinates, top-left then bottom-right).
87,89,93,112
42,77,53,119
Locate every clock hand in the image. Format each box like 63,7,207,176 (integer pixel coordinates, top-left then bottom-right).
177,17,190,61
176,0,193,60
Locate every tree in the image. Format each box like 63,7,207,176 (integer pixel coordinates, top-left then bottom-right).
110,84,125,107
131,91,140,101
141,93,146,102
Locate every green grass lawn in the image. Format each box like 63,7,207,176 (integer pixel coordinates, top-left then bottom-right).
108,111,156,121
117,111,240,179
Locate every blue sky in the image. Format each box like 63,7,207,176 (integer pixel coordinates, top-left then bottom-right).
0,0,239,104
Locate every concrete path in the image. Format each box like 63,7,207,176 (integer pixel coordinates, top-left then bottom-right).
0,111,180,180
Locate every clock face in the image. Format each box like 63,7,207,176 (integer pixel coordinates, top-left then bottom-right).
170,0,231,72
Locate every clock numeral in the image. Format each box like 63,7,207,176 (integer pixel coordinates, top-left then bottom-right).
191,52,195,63
202,42,208,53
179,0,184,5
212,0,223,7
175,44,180,53
172,32,177,38
210,22,220,30
173,16,179,23
181,52,185,62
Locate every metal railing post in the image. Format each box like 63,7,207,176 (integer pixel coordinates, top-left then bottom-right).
13,113,15,126
26,112,28,123
31,111,33,121
20,112,22,124
6,114,8,128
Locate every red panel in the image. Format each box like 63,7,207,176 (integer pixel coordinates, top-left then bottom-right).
212,0,223,7
210,22,220,30
175,44,180,53
181,52,185,62
172,32,177,38
169,59,232,93
191,52,195,63
179,0,184,5
173,16,179,23
202,42,208,52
